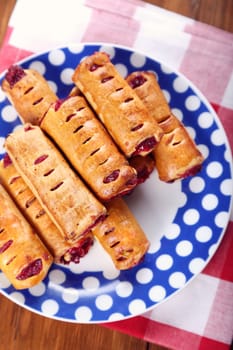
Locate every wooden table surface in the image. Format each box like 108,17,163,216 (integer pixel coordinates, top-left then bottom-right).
0,1,232,350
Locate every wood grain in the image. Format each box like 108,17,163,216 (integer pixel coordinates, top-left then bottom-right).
0,1,232,350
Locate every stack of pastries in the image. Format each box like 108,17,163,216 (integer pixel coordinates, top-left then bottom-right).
0,51,203,289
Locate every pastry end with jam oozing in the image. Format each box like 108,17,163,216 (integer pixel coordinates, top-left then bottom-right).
2,65,57,126
126,71,204,182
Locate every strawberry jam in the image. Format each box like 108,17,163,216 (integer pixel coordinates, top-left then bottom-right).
5,65,26,88
16,258,42,280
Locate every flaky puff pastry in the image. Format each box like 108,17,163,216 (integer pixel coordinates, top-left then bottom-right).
72,52,163,158
92,198,150,270
0,184,53,289
2,65,57,125
4,125,106,243
126,71,204,182
0,155,94,264
40,96,137,201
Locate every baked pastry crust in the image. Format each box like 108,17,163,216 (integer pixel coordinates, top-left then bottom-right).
41,96,137,201
4,125,106,243
0,155,93,264
92,198,150,270
72,52,163,157
2,66,57,126
126,71,204,182
0,184,53,289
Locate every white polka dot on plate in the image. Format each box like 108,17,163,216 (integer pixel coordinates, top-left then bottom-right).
75,306,92,322
176,240,193,257
115,63,128,78
198,144,210,159
115,281,133,297
60,68,74,85
0,272,11,288
171,108,183,121
29,282,46,296
48,269,66,284
160,64,173,74
108,313,124,321
185,126,196,140
208,243,217,256
102,269,120,280
189,257,205,274
220,179,233,196
99,46,116,59
198,111,214,129
189,176,205,193
136,268,153,284
195,226,213,243
29,61,46,75
95,294,113,311
155,254,173,270
41,299,59,315
162,89,171,104
173,76,189,93
206,161,223,178
0,137,5,155
202,193,218,211
164,223,181,240
62,288,79,304
0,87,6,102
128,299,146,315
82,276,100,291
149,285,166,302
10,292,25,304
148,239,161,253
215,211,229,228
48,49,66,66
185,95,201,111
130,52,146,68
169,272,186,289
48,80,58,94
68,44,85,54
2,105,18,122
211,129,225,146
183,208,200,225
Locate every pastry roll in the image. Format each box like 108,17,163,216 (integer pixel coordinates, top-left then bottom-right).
129,154,155,185
92,198,150,270
0,154,94,264
0,184,53,290
126,71,204,182
4,124,107,243
40,96,137,201
2,65,57,125
72,51,163,158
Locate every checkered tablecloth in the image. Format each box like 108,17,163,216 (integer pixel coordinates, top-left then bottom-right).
0,1,232,349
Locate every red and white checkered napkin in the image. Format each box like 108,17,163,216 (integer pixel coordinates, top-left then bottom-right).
0,0,232,349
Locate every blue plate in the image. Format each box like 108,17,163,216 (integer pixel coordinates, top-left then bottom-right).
0,43,232,323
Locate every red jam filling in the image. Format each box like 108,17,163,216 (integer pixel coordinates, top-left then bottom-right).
128,74,147,89
103,170,120,184
34,154,48,165
61,236,94,264
3,153,12,168
89,63,102,72
132,137,156,156
16,258,42,280
181,164,203,179
0,240,13,254
5,65,26,88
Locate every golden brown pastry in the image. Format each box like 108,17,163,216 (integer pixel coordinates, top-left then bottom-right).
0,183,53,289
41,96,137,201
0,154,94,264
1,65,57,125
92,198,150,270
72,51,163,158
4,124,107,243
126,71,204,182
